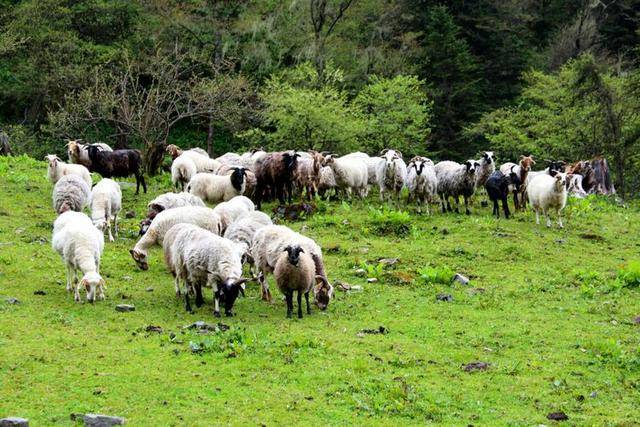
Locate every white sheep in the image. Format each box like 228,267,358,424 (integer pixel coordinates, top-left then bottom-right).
130,206,222,270
341,151,370,160
171,155,197,192
187,168,247,203
318,166,338,199
212,195,256,234
274,245,316,318
52,211,105,302
239,149,267,171
434,160,479,214
215,152,242,165
163,223,209,298
53,210,93,235
166,224,248,316
147,192,206,212
223,211,273,269
365,156,385,187
474,151,496,189
375,149,407,203
52,174,91,214
46,154,92,187
527,173,568,228
251,225,333,310
322,154,368,200
179,150,221,173
90,178,122,242
405,156,437,214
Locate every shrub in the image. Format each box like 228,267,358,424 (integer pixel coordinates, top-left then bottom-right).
367,207,412,236
617,260,640,288
417,264,455,285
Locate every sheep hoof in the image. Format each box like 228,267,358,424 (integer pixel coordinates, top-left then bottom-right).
214,311,221,318
286,312,292,319
225,311,234,317
298,312,303,319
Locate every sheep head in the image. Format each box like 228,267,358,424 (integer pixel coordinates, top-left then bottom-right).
81,271,105,303
481,151,495,165
230,167,247,193
165,144,182,160
218,278,248,317
465,160,479,175
284,245,304,266
553,173,567,191
314,275,333,310
130,249,149,271
45,154,60,168
67,140,82,160
519,155,535,171
282,151,300,172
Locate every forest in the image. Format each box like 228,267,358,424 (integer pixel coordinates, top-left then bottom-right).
1,0,639,194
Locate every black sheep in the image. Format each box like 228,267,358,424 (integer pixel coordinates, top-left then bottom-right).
254,151,300,209
87,146,147,194
485,170,521,219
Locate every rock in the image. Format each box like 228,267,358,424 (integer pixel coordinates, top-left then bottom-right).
436,293,453,302
0,417,29,426
355,268,366,276
33,290,46,295
122,276,132,281
145,287,154,292
83,413,126,426
367,278,378,283
14,227,25,235
145,325,163,333
342,219,349,225
463,361,490,372
358,247,369,254
124,210,136,219
185,321,229,332
452,273,470,285
589,391,597,398
378,258,399,266
469,287,485,295
555,239,566,244
5,297,20,304
546,411,568,421
115,304,135,312
349,285,363,292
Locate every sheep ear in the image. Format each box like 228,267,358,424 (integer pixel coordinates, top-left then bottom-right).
380,149,389,155
396,150,403,159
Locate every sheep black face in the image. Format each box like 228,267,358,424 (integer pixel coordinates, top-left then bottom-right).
230,167,247,193
216,278,248,317
465,160,478,175
283,152,300,173
285,245,304,266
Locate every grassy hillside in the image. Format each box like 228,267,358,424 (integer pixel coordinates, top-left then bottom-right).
0,155,639,425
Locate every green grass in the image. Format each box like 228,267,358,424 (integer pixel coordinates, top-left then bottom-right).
1,154,639,425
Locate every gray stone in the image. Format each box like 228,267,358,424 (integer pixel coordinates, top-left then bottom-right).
354,268,366,276
436,293,453,302
378,258,399,266
115,304,135,312
367,278,378,283
83,414,126,426
5,297,20,304
0,417,29,427
452,273,469,285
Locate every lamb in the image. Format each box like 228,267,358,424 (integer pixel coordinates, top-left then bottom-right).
139,192,206,235
375,149,407,203
274,245,316,318
90,178,122,242
527,173,568,228
165,224,248,316
484,170,521,219
186,168,247,204
254,151,300,209
212,195,256,234
66,140,113,168
129,206,222,270
500,156,536,209
52,211,105,302
251,225,333,310
171,155,197,192
474,151,495,189
87,146,146,194
405,156,437,214
165,144,209,161
46,154,92,188
322,154,368,200
434,160,480,214
52,175,91,214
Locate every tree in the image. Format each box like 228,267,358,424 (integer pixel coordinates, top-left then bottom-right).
354,75,432,155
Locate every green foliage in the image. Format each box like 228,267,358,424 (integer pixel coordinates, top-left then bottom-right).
354,75,432,155
417,264,455,285
367,207,412,236
617,261,640,288
360,261,384,279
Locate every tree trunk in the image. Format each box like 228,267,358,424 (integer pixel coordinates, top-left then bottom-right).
145,141,167,176
206,115,214,157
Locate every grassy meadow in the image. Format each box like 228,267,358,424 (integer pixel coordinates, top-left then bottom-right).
0,154,639,425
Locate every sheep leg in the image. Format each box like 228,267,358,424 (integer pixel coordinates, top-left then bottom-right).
65,264,73,292
214,293,221,317
544,208,551,227
502,196,510,219
74,272,81,302
464,196,471,215
285,291,293,318
439,194,447,213
195,284,204,307
305,291,311,314
184,290,192,313
107,217,114,242
296,290,303,319
534,208,540,225
558,210,563,228
258,271,272,302
492,199,499,218
512,190,519,210
113,213,119,238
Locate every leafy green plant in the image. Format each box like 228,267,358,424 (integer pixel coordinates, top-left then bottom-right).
361,261,384,279
367,207,412,236
617,260,640,288
417,264,455,285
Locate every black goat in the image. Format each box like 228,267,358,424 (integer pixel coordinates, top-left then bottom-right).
87,146,147,194
254,151,300,209
485,170,521,219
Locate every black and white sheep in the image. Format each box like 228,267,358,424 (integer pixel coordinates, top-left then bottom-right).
484,170,521,219
187,168,247,204
405,156,437,214
474,151,495,189
434,160,479,214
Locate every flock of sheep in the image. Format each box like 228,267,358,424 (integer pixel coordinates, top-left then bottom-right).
43,139,613,315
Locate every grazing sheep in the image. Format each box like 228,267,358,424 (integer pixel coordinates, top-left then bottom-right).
166,224,248,316
52,211,105,302
484,170,521,219
177,149,221,173
434,160,479,215
375,149,407,203
53,210,93,235
405,156,437,214
527,173,568,228
187,168,247,204
171,155,197,192
274,245,316,318
251,225,333,310
223,211,273,268
474,151,496,189
46,155,92,188
317,166,338,199
87,146,146,194
500,155,536,210
212,195,256,234
165,144,209,161
139,192,206,235
322,154,368,200
130,206,222,270
66,140,113,168
53,175,91,214
163,223,204,298
90,178,122,242
294,151,323,200
254,151,300,209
